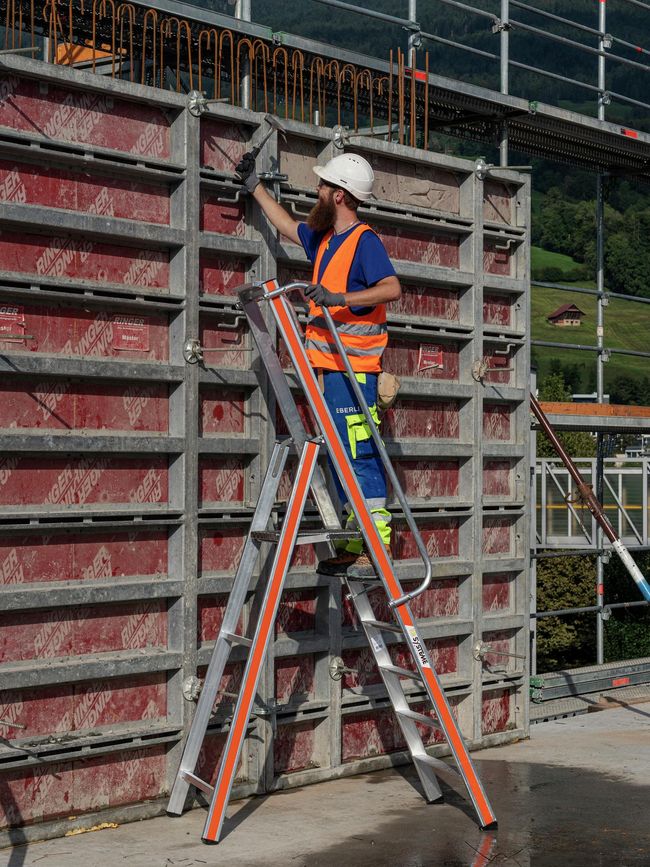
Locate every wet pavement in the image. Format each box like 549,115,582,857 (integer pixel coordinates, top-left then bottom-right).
4,701,650,867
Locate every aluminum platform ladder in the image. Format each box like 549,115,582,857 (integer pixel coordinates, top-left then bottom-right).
167,279,498,843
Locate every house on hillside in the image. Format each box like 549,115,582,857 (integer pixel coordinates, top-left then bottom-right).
547,303,585,327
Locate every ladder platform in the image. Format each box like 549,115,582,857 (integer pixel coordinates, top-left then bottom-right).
222,631,253,647
397,708,440,727
180,770,214,796
363,619,403,634
251,529,359,544
380,662,423,680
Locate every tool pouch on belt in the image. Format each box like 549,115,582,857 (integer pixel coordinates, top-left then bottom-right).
377,371,401,413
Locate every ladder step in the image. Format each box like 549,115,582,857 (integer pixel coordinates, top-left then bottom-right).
251,529,359,544
363,619,403,634
181,770,214,796
222,631,253,648
379,663,423,681
397,708,440,727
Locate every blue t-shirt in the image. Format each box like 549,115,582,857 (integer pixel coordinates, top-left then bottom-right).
297,222,396,314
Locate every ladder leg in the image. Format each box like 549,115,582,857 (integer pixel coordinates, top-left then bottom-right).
202,439,321,843
167,442,289,815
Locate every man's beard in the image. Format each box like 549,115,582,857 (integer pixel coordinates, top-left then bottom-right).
307,194,336,232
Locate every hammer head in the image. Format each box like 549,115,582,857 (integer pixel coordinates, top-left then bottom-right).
264,113,287,142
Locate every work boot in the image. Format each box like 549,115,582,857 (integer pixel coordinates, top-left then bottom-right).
316,551,360,576
346,547,392,580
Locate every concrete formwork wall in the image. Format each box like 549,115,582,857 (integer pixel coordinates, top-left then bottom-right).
0,57,530,844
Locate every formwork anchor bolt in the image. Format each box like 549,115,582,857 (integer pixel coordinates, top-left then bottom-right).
183,338,203,364
183,676,203,701
332,125,349,150
328,656,357,680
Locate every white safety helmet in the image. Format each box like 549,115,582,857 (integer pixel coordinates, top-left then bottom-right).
313,153,374,202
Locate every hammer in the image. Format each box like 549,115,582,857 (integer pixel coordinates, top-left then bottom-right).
248,113,287,156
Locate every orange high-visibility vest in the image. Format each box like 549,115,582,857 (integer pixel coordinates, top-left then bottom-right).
305,224,388,373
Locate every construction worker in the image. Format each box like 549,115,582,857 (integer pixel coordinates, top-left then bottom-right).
236,150,401,577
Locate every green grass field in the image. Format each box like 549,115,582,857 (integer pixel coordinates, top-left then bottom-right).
530,251,650,389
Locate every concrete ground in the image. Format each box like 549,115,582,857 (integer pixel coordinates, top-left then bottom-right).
4,701,650,867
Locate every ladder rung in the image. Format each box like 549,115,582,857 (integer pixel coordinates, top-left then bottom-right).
181,770,214,796
251,530,359,543
379,663,423,681
397,708,440,727
222,631,252,648
363,619,403,634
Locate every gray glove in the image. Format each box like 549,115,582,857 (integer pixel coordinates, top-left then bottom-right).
235,151,260,193
304,283,346,307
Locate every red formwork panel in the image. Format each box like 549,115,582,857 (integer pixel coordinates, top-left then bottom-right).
376,225,461,268
1,746,167,828
0,159,170,224
197,662,244,716
199,253,248,296
200,194,246,236
371,156,461,213
393,518,460,560
384,399,461,440
343,577,460,628
0,600,167,662
201,388,247,436
274,719,320,774
200,118,248,172
482,459,513,498
198,594,241,643
483,402,512,442
0,302,169,360
483,240,513,277
0,457,169,509
383,339,460,380
199,319,250,369
199,526,248,576
275,589,319,636
483,293,513,327
0,531,168,587
0,378,168,433
275,395,317,438
393,283,460,321
391,459,459,500
341,637,458,689
0,231,170,288
0,75,171,158
481,630,517,672
341,698,460,762
275,653,316,705
482,517,514,557
483,180,514,225
481,688,513,735
482,572,514,614
482,348,513,386
0,672,167,739
199,458,247,507
289,538,317,571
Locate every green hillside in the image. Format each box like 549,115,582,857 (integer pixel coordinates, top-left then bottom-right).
531,281,650,391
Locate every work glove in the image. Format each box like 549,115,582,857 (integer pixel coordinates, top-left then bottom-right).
235,151,260,193
304,283,346,308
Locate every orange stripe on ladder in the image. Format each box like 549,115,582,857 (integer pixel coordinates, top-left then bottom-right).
203,440,319,842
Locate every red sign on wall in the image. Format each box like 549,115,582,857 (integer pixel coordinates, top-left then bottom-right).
418,344,444,372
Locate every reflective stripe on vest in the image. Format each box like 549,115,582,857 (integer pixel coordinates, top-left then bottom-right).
305,224,388,373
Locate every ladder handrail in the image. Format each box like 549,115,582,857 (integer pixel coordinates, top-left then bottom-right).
261,280,433,607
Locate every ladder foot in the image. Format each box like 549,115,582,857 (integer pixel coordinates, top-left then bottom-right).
426,794,444,805
480,820,499,831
